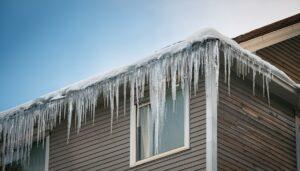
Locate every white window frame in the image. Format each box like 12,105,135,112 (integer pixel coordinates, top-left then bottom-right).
129,87,190,167
45,136,50,171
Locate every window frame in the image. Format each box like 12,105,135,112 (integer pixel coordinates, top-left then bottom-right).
45,136,50,171
129,87,190,167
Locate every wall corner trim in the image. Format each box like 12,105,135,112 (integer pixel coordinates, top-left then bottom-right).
205,44,219,171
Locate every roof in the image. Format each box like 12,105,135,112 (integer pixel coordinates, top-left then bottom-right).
234,13,300,43
0,28,298,118
233,13,300,84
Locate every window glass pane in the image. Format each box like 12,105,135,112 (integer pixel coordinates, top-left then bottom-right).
137,105,153,160
137,88,185,161
4,142,46,171
23,143,46,171
159,89,184,153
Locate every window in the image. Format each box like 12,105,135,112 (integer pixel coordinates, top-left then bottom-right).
130,88,189,166
3,136,49,171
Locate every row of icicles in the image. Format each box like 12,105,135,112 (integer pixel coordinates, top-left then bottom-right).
0,39,273,168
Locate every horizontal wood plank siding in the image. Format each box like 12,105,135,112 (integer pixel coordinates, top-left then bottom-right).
256,35,300,84
49,80,206,171
218,78,296,170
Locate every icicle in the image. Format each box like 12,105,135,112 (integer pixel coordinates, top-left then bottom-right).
140,69,146,98
135,75,140,121
124,76,127,116
171,56,178,109
67,99,73,143
149,59,167,154
179,53,186,91
188,49,194,95
130,78,136,129
75,97,83,134
266,75,271,106
224,48,227,83
115,79,120,120
91,89,99,124
262,75,265,97
200,47,205,76
109,84,115,133
252,69,256,95
224,46,231,95
193,47,200,96
58,102,62,124
63,101,67,120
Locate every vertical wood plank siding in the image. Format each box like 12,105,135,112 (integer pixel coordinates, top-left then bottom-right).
49,80,206,171
218,78,296,170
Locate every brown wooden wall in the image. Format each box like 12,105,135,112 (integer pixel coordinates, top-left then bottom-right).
256,35,300,84
49,80,206,171
218,77,296,170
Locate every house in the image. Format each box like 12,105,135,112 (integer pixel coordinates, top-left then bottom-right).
0,13,299,171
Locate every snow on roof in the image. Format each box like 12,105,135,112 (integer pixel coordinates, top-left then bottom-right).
0,28,298,118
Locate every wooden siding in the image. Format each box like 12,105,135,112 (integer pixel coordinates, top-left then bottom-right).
218,77,296,170
256,35,300,84
49,80,206,171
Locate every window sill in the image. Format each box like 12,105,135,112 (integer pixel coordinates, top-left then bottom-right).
130,146,190,167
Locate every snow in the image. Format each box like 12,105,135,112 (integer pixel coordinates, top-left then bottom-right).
0,28,299,167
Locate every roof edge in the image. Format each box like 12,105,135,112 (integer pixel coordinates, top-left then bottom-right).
234,13,300,43
1,28,299,117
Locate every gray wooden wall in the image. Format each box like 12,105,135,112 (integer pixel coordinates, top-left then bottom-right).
49,80,206,171
49,74,297,170
218,77,296,170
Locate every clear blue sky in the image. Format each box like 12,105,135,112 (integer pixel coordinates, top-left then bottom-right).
0,0,299,111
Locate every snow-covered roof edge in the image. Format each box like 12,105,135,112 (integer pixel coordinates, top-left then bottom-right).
2,28,300,166
0,28,298,118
